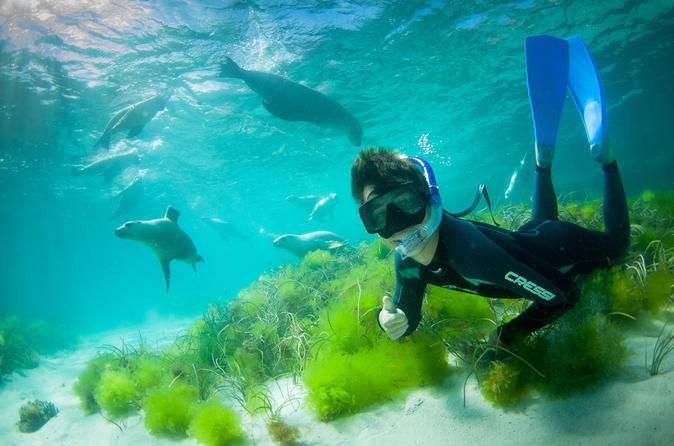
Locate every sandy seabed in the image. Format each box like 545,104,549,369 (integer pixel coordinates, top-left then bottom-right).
1,317,672,446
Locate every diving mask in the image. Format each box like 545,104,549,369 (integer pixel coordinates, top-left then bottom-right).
359,182,427,239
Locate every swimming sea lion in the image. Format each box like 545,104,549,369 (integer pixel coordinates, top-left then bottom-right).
115,206,204,291
285,194,322,213
96,95,167,150
504,153,532,201
110,176,144,220
71,151,139,184
307,193,338,222
273,231,347,258
201,217,250,241
220,57,362,146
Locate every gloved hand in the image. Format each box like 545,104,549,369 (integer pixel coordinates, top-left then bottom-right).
378,295,408,340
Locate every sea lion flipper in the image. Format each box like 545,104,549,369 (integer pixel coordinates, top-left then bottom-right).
165,206,180,223
95,133,111,150
328,240,346,249
192,255,205,274
110,109,133,133
159,257,171,292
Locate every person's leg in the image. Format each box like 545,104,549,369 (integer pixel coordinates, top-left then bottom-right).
601,161,630,259
485,162,629,361
496,291,579,345
515,220,624,274
516,161,629,271
481,289,579,365
531,165,558,221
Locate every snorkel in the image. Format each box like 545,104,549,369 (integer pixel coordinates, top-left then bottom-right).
396,156,443,259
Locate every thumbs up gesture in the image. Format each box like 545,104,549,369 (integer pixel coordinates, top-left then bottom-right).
379,295,409,340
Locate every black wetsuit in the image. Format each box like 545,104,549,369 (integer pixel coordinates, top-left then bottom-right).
392,162,630,344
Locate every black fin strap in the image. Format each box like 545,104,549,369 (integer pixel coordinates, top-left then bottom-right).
448,184,499,226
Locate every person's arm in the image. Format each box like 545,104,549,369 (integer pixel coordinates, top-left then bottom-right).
391,255,427,336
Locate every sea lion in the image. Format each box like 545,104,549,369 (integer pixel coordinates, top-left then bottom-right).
220,57,362,146
273,231,347,258
285,194,322,213
110,176,144,220
71,151,139,184
201,217,250,241
307,193,338,222
115,206,204,291
504,153,532,201
96,95,167,150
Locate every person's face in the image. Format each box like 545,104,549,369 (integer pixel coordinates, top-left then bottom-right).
360,184,431,251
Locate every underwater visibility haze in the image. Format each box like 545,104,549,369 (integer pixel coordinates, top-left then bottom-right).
1,0,674,400
1,1,674,444
2,0,672,331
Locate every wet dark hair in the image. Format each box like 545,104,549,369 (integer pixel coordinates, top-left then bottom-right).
350,147,428,203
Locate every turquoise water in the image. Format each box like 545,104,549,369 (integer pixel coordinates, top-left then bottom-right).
1,0,673,332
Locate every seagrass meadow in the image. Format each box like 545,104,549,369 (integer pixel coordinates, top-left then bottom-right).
59,191,672,444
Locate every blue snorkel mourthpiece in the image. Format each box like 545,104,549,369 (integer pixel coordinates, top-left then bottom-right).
396,156,442,259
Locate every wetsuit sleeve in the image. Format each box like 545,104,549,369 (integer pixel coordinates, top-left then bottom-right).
392,254,427,336
443,217,576,305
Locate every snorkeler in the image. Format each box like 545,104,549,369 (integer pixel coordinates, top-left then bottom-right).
350,35,630,363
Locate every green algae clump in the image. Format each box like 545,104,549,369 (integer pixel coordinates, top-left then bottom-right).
143,382,198,438
188,399,245,446
131,355,166,395
1,316,76,379
424,287,496,340
479,360,525,406
72,353,117,414
597,262,673,318
366,237,391,260
640,270,673,314
94,368,141,418
300,249,335,269
304,335,449,420
537,312,628,396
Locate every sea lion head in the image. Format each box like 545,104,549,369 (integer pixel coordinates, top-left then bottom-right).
272,234,294,249
115,220,149,241
273,234,312,258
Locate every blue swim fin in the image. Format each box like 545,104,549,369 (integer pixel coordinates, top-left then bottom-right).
525,35,569,168
567,35,612,164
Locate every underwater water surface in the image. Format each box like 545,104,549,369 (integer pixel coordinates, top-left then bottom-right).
1,0,674,439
